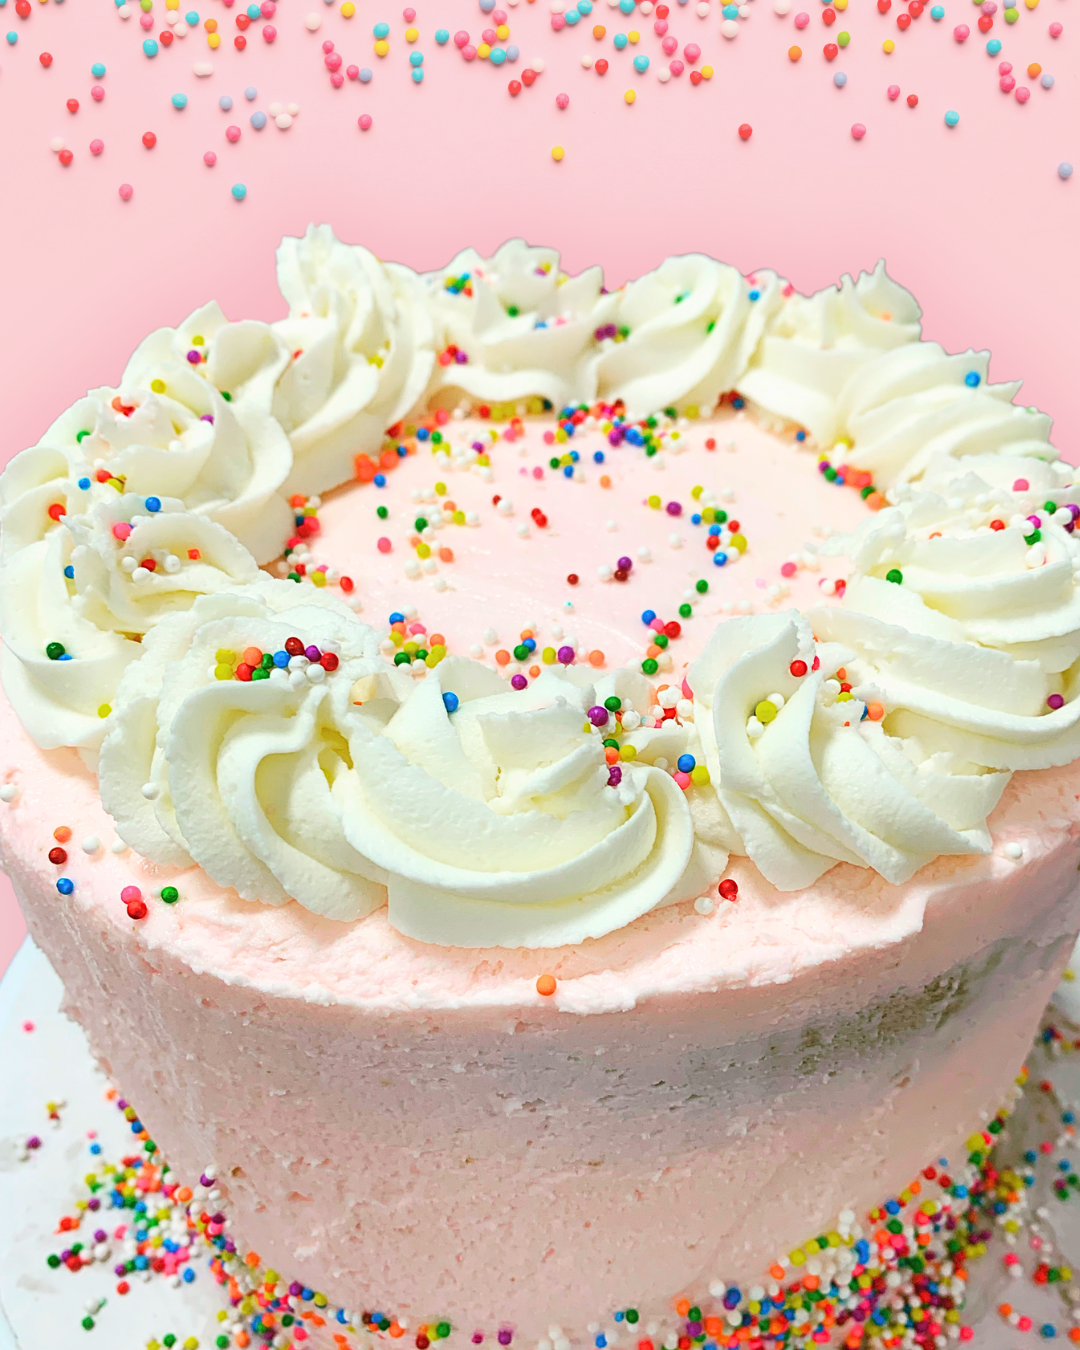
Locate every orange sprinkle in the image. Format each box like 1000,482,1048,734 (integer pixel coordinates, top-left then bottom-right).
788,43,802,59
53,826,72,842
242,647,263,667
705,1318,724,1337
588,649,605,667
605,747,619,765
769,1264,786,1281
1027,61,1041,76
236,1335,250,1349
536,973,557,996
676,1300,692,1318
866,702,885,722
529,665,541,678
429,633,445,647
495,649,511,666
390,1325,405,1339
836,668,846,680
244,1251,260,1267
438,547,454,563
803,1274,820,1291
646,643,661,658
520,629,534,639
379,449,399,471
997,1304,1013,1319
355,453,377,482
599,474,612,488
866,491,885,511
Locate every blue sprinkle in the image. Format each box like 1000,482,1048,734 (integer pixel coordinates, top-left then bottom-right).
563,465,574,478
596,1338,607,1349
593,450,605,463
302,1288,314,1301
505,43,519,59
713,551,728,566
944,108,960,126
171,92,188,109
930,3,943,14
273,650,290,668
1064,1112,1076,1123
1042,72,1055,88
523,638,536,651
246,2,260,14
691,512,702,525
833,70,847,86
89,1142,102,1154
633,53,649,71
442,692,460,714
373,473,386,487
244,85,257,99
182,1267,195,1283
565,7,581,22
389,611,405,624
410,49,424,64
219,94,233,110
250,110,267,128
569,449,580,462
185,9,198,21
986,36,1001,51
579,0,594,10
479,0,495,8
144,496,161,512
64,566,74,579
722,2,738,14
964,370,981,387
359,67,373,81
490,45,506,63
1040,1327,1057,1340
613,31,628,47
78,476,91,490
1061,162,1074,179
435,27,449,42
57,878,74,895
614,1314,624,1324
91,61,106,76
58,653,72,661
642,610,656,625
748,288,761,300
677,754,696,773
795,429,806,441
142,38,159,56
619,0,634,11
373,20,389,36
885,1199,901,1214
232,182,248,199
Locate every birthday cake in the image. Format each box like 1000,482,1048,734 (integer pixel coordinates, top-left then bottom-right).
1,227,1078,1343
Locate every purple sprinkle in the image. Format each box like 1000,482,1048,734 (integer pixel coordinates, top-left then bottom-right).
1068,503,1080,520
510,673,528,690
27,1136,41,1149
88,1198,101,1211
557,645,575,665
61,1250,72,1262
666,501,682,516
200,414,215,424
455,349,469,365
212,1212,226,1224
186,349,202,365
617,556,632,571
818,461,831,474
304,645,322,662
114,1262,127,1276
588,705,609,727
608,428,624,447
687,1323,703,1337
1027,515,1043,528
472,1337,484,1346
290,1281,303,1297
199,1173,214,1187
498,1332,513,1346
1048,694,1066,710
117,1100,128,1110
94,1229,107,1243
607,765,622,787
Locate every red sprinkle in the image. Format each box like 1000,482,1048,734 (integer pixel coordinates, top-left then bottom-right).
718,878,739,901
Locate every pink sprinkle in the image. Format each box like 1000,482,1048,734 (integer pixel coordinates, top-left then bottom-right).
532,466,544,479
654,17,669,33
543,429,555,444
482,28,497,43
90,138,104,155
112,522,132,540
888,83,901,98
981,0,996,11
262,23,276,39
203,149,217,164
1049,20,1062,35
322,38,335,51
226,125,241,142
330,71,344,86
999,59,1012,72
377,536,391,553
556,91,569,108
683,41,700,61
22,1020,34,1032
91,84,105,100
139,11,154,27
551,12,565,27
662,33,678,53
358,113,373,129
1015,84,1030,101
403,5,416,18
670,58,684,74
953,22,969,38
347,63,359,78
780,561,797,577
1000,74,1015,91
650,618,665,633
454,28,469,46
794,10,809,25
120,885,142,903
325,51,343,69
851,122,866,139
408,622,427,635
119,183,133,200
260,0,275,14
462,43,477,59
1013,478,1029,490
673,770,691,790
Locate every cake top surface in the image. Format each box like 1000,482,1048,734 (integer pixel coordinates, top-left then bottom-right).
1,226,1077,967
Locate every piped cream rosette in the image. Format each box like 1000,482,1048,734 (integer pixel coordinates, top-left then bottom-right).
690,611,1009,891
273,224,436,497
0,496,260,756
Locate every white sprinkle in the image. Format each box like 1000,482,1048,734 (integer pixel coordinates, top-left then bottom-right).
110,839,129,856
668,533,683,549
695,896,714,915
306,662,327,683
532,55,546,71
483,628,498,644
275,113,294,130
581,53,593,68
289,670,307,691
132,566,152,583
1003,842,1024,860
287,102,300,115
50,136,65,153
0,784,17,803
304,10,321,27
81,835,101,854
141,782,160,800
496,497,514,516
193,61,213,75
597,564,613,581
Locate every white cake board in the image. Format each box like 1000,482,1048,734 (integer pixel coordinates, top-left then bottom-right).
3,935,1080,1350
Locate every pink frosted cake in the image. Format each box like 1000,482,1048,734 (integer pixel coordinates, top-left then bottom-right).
1,227,1079,1344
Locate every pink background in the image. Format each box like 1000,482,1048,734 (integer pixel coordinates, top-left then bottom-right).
0,0,1075,970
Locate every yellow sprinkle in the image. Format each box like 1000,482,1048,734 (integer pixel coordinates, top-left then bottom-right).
403,641,419,656
97,703,112,719
150,378,166,393
542,646,557,664
624,88,637,103
701,64,713,77
106,477,124,492
374,37,389,54
405,24,418,38
216,649,236,665
390,630,404,647
882,37,894,50
415,542,431,559
619,744,638,762
429,645,447,660
836,690,854,702
476,453,490,466
183,1339,199,1350
311,571,327,587
425,652,440,668
789,1249,806,1266
191,334,204,346
313,1293,328,1308
340,1,355,13
435,481,447,495
647,494,661,509
555,428,568,442
755,700,778,724
207,30,220,46
628,28,640,41
690,764,710,785
452,509,466,525
551,145,565,162
477,41,491,57
691,485,704,500
496,22,509,37
214,664,234,681
729,533,747,552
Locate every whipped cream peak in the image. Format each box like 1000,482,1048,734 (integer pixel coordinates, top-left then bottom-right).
273,224,436,497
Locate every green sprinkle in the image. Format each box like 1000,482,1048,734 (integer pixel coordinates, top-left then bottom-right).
695,579,709,594
506,304,520,317
436,1324,452,1339
513,644,530,661
287,571,302,583
885,568,903,584
377,505,389,519
1025,529,1042,545
82,1317,95,1331
75,429,91,443
1044,501,1057,514
414,517,428,532
641,658,659,675
46,641,66,660
160,886,179,904
837,28,849,43
47,1253,61,1268
679,603,692,618
625,1310,639,1325
221,391,232,401
393,651,412,665
603,695,622,712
